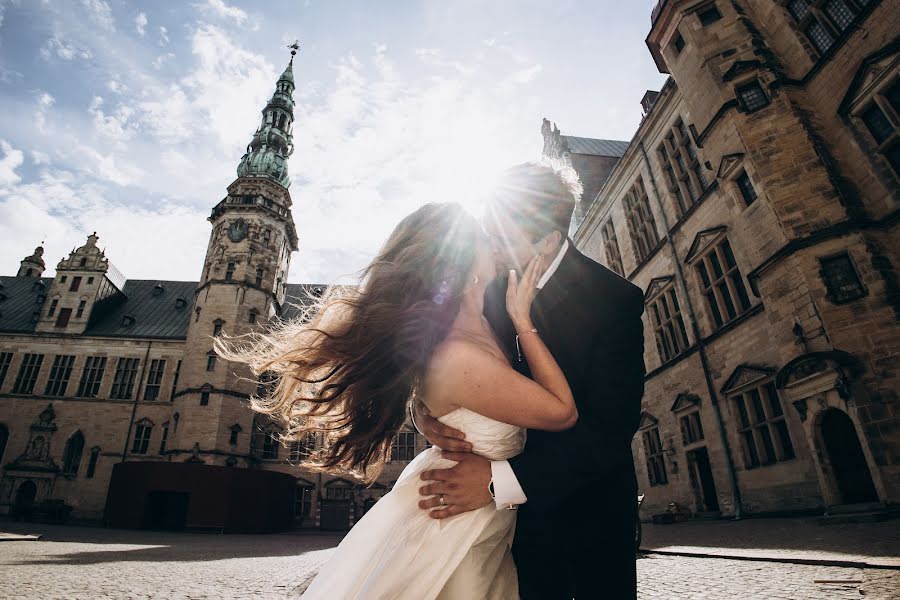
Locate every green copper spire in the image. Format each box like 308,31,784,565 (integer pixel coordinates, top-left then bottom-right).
236,44,299,188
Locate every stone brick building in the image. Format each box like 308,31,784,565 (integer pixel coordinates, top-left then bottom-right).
0,52,427,532
562,0,898,517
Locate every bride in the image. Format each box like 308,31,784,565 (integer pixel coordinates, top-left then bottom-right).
215,202,576,599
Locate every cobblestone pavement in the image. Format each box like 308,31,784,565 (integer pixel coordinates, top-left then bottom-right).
1,521,898,599
642,516,900,567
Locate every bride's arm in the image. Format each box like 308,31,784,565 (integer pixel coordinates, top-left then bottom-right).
428,341,576,431
427,256,577,432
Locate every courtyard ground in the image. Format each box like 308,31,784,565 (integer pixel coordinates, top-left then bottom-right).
1,517,898,599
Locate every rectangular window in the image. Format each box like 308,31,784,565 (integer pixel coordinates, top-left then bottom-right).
206,353,217,372
805,20,834,54
391,432,416,461
87,276,94,285
0,352,13,390
825,0,855,30
213,321,223,336
295,486,313,518
55,308,72,328
170,359,182,400
76,300,86,318
658,119,707,217
788,0,811,20
736,171,758,206
48,298,58,317
737,82,770,113
131,424,151,455
697,5,722,25
600,218,625,276
642,427,668,486
159,425,168,455
76,356,107,398
680,411,705,445
110,357,140,400
263,228,272,244
673,33,685,54
289,433,317,461
12,353,44,395
200,391,210,405
143,359,166,401
44,355,76,397
695,238,752,329
60,275,67,284
820,253,866,303
225,262,235,282
86,447,99,479
70,276,82,292
858,78,900,177
649,285,690,363
861,103,893,144
732,381,794,468
623,178,659,263
262,430,279,459
255,268,264,287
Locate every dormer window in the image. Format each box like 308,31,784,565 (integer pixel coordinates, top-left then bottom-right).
122,315,136,327
32,280,45,292
174,297,187,309
79,258,87,267
153,284,165,297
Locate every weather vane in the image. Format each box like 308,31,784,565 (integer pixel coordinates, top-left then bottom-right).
288,40,300,58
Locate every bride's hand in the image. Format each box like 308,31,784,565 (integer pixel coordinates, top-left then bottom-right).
505,254,543,332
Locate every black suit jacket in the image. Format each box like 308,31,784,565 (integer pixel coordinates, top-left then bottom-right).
484,243,646,515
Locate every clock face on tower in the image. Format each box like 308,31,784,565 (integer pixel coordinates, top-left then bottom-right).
227,219,249,243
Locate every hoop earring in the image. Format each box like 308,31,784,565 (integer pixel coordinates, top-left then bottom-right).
472,275,479,285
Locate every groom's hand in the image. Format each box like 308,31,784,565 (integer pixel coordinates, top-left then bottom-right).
418,451,493,519
415,405,473,452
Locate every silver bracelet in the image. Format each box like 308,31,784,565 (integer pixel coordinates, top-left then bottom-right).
515,327,538,362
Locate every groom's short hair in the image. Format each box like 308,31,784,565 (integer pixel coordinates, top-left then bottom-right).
488,162,583,242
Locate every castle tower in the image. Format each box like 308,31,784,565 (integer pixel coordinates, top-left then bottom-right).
17,244,46,278
171,50,300,465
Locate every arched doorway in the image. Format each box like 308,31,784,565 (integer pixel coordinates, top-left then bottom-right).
820,409,878,504
13,480,38,516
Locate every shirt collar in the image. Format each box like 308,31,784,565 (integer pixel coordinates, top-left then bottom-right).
536,239,569,290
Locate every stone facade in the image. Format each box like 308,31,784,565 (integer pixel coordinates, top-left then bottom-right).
567,0,898,517
0,54,427,531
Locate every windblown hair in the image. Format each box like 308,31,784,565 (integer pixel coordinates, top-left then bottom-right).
487,161,583,242
214,203,480,482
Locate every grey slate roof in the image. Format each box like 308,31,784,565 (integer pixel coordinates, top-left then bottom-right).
0,275,345,339
84,280,197,338
0,276,53,333
561,136,630,158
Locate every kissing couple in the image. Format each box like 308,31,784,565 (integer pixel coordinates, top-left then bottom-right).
216,162,646,599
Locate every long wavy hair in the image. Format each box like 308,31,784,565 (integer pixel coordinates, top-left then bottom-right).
214,203,480,482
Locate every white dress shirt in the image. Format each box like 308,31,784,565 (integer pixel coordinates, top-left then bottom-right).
490,240,569,509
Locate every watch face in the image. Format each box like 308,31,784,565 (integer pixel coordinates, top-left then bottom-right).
227,219,249,242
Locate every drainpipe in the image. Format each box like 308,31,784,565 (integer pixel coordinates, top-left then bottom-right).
638,142,743,519
120,340,153,462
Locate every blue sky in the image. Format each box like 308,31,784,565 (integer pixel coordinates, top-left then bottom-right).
0,0,666,284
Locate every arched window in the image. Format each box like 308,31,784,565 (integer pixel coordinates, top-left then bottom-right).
278,114,287,129
62,430,85,476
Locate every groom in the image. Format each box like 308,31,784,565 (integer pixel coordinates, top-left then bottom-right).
414,162,646,599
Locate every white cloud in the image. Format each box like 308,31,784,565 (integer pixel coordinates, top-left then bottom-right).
196,0,248,26
82,0,115,31
31,150,50,166
36,91,54,133
88,96,136,142
135,12,147,37
414,47,478,76
107,78,128,94
152,52,175,69
158,26,169,46
40,35,93,61
0,140,24,186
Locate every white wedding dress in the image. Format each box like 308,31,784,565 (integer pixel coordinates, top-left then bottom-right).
302,407,526,599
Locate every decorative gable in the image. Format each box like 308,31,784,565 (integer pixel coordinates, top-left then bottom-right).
638,411,658,430
839,44,899,115
684,226,727,264
670,392,701,412
716,153,745,179
644,276,674,302
720,364,775,395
